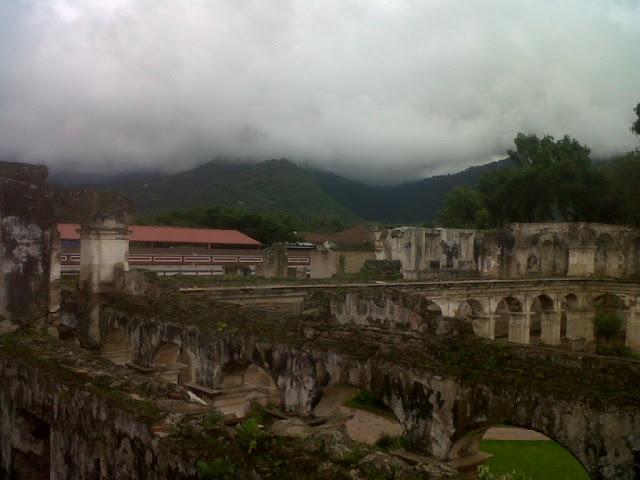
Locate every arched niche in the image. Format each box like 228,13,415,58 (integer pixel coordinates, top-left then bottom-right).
101,328,133,365
217,361,279,417
9,409,51,480
151,342,193,385
593,294,627,349
595,234,616,277
494,297,522,340
456,299,487,337
312,386,402,445
540,240,555,275
530,295,555,345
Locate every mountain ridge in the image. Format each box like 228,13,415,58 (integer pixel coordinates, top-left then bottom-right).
50,157,510,224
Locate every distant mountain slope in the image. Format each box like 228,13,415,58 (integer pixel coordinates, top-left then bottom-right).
69,159,361,223
309,159,509,223
52,158,510,224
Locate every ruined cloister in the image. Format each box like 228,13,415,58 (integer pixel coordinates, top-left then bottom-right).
3,161,640,479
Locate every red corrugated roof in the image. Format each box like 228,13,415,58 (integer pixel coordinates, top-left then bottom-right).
57,223,261,246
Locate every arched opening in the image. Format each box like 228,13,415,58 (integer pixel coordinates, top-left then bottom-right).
405,299,442,332
217,362,279,418
58,328,80,346
151,342,193,385
560,294,579,341
456,299,487,337
102,328,133,365
593,294,627,353
8,409,50,480
595,234,615,277
494,297,522,341
312,386,402,445
449,424,589,479
530,295,555,345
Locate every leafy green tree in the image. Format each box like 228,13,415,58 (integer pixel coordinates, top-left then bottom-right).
308,215,347,233
632,102,640,137
438,133,599,228
438,186,490,228
600,151,640,226
149,206,301,245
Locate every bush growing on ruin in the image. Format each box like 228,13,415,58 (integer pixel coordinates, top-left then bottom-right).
593,314,624,341
196,458,236,479
235,416,266,454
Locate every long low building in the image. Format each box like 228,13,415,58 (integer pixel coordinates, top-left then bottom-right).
58,223,275,276
58,224,375,278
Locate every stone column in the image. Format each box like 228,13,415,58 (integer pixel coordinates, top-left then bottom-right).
540,310,562,346
626,306,640,351
472,315,493,339
79,219,129,294
508,312,529,344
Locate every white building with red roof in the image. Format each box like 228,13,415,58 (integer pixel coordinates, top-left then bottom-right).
58,223,268,276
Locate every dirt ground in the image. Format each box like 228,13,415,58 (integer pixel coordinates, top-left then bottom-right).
483,427,550,441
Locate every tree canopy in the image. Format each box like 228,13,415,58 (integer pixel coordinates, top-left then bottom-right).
438,123,640,229
632,102,640,138
142,206,303,245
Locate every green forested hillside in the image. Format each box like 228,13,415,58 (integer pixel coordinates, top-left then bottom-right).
95,159,361,223
52,157,509,225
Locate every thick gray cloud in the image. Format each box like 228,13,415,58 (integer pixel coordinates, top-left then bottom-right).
0,0,639,183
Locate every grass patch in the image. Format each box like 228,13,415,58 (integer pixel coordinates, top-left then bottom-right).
480,440,589,480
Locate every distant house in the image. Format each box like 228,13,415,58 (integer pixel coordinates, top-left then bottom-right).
300,225,377,277
58,223,263,276
303,225,376,251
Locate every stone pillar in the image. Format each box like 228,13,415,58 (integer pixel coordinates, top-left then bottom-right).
0,162,55,327
79,219,130,294
626,306,640,351
540,310,562,346
472,315,493,339
508,312,529,344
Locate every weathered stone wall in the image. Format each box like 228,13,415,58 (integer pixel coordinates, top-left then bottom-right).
0,352,192,479
60,296,640,480
375,227,477,280
0,161,57,325
376,222,640,281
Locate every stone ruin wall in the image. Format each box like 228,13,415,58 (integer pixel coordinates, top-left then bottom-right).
0,352,192,479
0,161,59,326
55,296,640,480
376,223,640,280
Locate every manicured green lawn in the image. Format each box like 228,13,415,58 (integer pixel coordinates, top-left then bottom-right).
480,440,589,480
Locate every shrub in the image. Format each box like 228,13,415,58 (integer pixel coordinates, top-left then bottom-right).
593,314,624,339
196,458,236,479
235,416,266,454
375,435,406,451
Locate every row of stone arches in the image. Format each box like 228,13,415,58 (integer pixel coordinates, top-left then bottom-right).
99,329,281,416
442,292,631,347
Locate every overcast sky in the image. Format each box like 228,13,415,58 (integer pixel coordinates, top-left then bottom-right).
0,0,639,183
